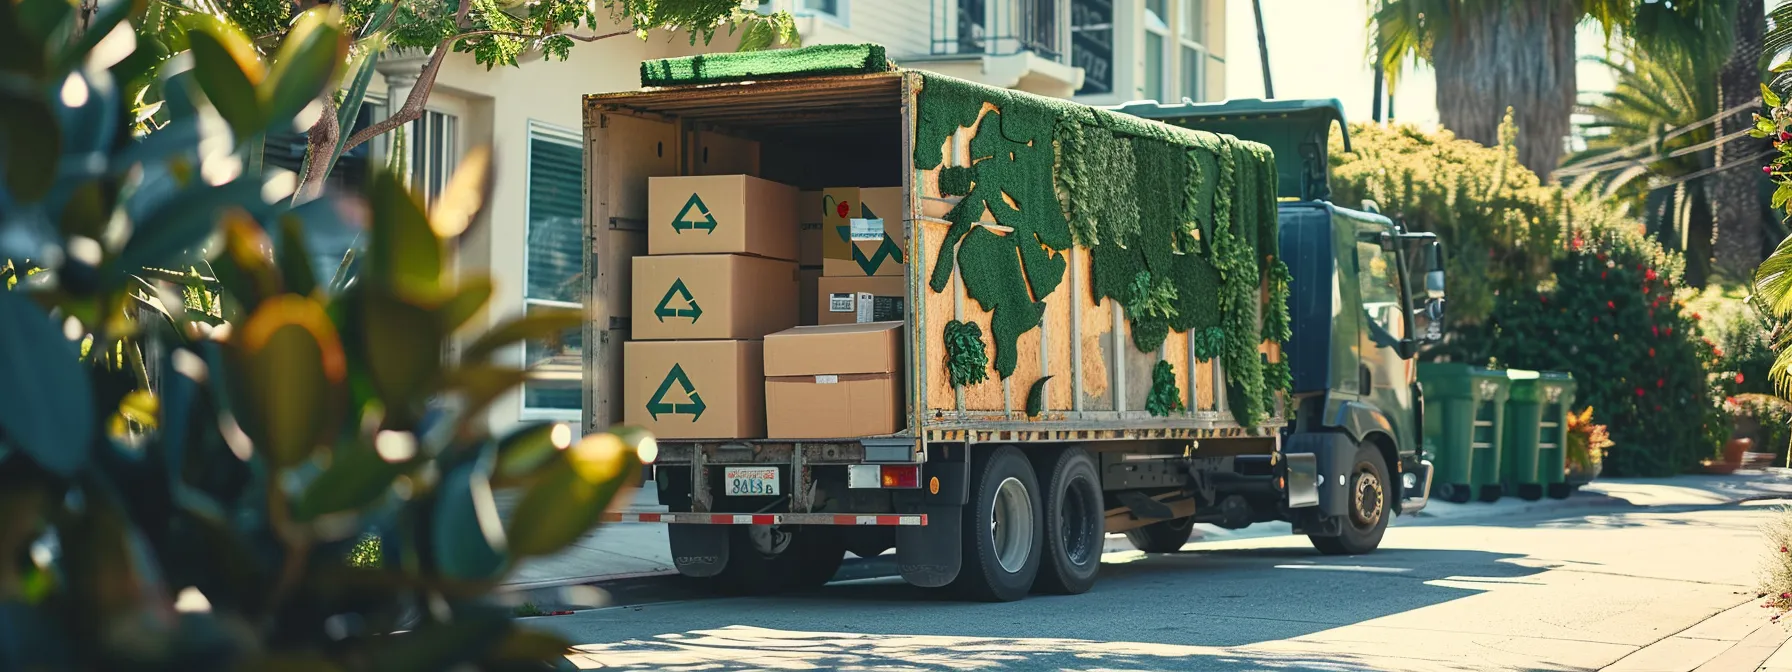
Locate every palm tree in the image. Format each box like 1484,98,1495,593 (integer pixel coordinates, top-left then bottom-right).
1711,0,1768,277
1372,0,1736,180
1560,46,1718,282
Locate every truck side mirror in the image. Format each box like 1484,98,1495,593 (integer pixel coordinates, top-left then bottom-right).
1424,241,1445,300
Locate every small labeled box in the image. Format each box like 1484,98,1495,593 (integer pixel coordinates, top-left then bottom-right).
821,186,905,277
624,340,765,440
648,175,798,259
764,322,904,438
631,254,798,341
818,275,905,325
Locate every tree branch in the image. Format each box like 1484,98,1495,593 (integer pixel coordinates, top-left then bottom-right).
297,97,339,200
339,27,631,153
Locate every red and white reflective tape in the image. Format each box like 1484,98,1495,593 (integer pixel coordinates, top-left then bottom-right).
600,512,928,526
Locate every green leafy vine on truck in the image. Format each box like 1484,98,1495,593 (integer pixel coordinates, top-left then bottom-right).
911,73,1289,425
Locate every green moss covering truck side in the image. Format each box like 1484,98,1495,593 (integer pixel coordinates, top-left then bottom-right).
581,47,1447,602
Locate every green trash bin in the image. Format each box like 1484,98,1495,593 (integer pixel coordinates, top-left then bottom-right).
1419,363,1513,503
1501,370,1546,501
1524,372,1576,500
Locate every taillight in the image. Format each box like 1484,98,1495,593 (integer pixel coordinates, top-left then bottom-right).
880,465,920,488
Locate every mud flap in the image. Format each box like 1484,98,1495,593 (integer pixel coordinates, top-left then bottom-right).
1284,431,1355,519
895,505,962,587
667,524,729,578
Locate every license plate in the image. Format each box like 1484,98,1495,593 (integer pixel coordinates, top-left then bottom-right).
724,467,780,496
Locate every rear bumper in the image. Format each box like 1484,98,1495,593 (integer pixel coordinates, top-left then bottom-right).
601,511,928,526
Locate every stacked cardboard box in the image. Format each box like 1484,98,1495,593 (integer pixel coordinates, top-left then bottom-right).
797,190,824,325
624,175,799,439
764,322,904,438
816,187,907,325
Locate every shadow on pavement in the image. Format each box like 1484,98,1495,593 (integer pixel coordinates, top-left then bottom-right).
547,547,1545,671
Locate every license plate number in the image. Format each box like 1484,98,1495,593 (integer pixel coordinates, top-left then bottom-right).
724,467,780,496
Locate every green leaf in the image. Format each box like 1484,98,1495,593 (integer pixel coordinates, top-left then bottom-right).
115,180,261,286
430,144,490,238
367,169,440,297
0,291,94,476
185,24,265,137
1025,375,1052,418
321,37,384,183
1775,183,1792,211
494,421,573,486
118,390,158,430
1766,83,1783,109
277,215,318,297
292,443,400,520
361,290,443,407
462,309,583,363
0,80,59,200
260,7,347,128
432,455,508,581
440,277,493,332
237,295,346,467
506,432,641,557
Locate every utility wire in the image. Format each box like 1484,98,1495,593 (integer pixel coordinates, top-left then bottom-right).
1557,96,1765,177
1642,148,1778,192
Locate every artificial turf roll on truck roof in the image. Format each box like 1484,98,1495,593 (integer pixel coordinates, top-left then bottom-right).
640,43,893,87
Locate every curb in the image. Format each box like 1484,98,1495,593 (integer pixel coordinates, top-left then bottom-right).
501,487,1792,597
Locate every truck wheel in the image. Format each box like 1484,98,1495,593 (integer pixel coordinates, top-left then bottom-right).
714,525,843,594
1309,444,1389,556
1033,446,1103,595
952,446,1043,602
1125,517,1195,553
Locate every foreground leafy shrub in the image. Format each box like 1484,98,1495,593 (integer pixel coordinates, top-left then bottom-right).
0,2,645,669
1480,228,1718,477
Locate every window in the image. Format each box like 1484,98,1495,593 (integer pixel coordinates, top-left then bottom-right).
1178,0,1205,101
523,123,585,413
1143,0,1168,102
412,110,459,205
801,0,840,17
1071,0,1113,95
1356,240,1406,340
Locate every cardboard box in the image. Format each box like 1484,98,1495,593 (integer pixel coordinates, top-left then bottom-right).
632,254,798,340
818,276,906,325
764,322,904,438
821,186,905,277
799,190,824,267
649,175,798,259
797,267,822,325
624,340,764,439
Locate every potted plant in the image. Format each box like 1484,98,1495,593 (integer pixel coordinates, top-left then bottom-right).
1564,406,1611,486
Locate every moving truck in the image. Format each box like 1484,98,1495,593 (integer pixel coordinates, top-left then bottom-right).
581,45,1448,602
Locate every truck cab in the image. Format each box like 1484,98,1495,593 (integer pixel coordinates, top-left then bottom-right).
1109,98,1448,547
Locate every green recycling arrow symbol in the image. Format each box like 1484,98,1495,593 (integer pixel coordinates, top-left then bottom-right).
832,201,906,275
670,193,718,233
653,279,702,322
645,364,706,421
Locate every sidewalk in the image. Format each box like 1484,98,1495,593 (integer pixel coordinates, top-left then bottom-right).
501,469,1792,591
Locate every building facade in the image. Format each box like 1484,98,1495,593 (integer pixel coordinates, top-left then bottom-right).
336,1,1226,435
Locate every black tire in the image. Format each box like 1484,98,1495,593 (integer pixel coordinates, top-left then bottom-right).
1308,444,1390,556
713,525,844,594
1546,483,1573,500
1033,446,1103,595
1478,484,1503,503
1125,517,1196,553
1516,483,1543,501
951,445,1043,602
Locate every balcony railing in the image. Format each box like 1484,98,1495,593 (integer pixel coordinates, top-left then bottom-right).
931,0,1064,62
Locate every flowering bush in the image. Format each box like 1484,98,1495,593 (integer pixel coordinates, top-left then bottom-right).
1761,507,1792,621
1479,228,1720,476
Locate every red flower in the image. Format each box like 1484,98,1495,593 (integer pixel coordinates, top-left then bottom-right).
1594,316,1601,323
1540,295,1548,304
1652,325,1660,337
1738,372,1747,384
1657,378,1665,388
1782,131,1791,142
1649,348,1655,357
1716,349,1726,358
836,202,850,218
1645,269,1658,281
1692,312,1701,320
1636,388,1646,397
1601,271,1608,279
1607,300,1615,310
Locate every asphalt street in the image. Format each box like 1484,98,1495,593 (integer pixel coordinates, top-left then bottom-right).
535,502,1786,671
